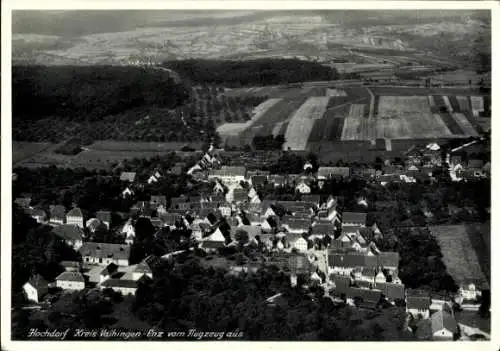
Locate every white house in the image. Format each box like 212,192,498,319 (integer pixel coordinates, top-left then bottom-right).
295,181,311,194
66,207,84,229
55,271,85,291
406,295,431,319
122,187,134,198
100,279,138,296
457,283,482,302
293,237,309,253
23,274,48,303
121,219,135,244
79,242,130,266
208,166,246,186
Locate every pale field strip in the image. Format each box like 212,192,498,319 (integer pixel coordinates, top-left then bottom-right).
282,97,330,150
456,96,471,111
341,104,365,140
375,96,405,139
252,98,283,119
428,95,436,107
360,118,377,140
451,113,479,137
272,122,284,137
326,88,347,97
442,95,454,112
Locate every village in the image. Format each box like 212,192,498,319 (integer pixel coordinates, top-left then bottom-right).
14,135,490,341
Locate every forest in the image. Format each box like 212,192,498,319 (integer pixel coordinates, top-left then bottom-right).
163,59,339,87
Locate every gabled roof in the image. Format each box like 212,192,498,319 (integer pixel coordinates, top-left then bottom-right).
317,166,350,178
120,172,136,182
251,175,268,186
342,212,367,225
52,224,84,242
66,207,83,218
134,255,162,274
96,210,111,223
300,194,321,204
26,274,49,290
159,212,179,225
56,271,85,283
281,217,310,232
431,310,457,334
407,295,431,310
210,166,246,178
101,279,138,288
311,222,334,235
374,282,405,300
29,208,47,218
86,218,106,232
49,205,66,219
79,242,130,261
378,251,400,267
232,188,248,202
60,260,81,269
150,195,167,206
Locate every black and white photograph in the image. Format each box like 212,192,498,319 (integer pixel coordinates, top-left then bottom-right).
1,1,496,348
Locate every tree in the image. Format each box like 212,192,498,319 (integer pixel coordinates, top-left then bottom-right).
234,229,249,246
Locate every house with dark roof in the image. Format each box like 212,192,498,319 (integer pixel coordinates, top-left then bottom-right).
100,279,139,295
49,205,66,225
310,222,334,239
268,175,287,187
317,166,350,180
99,263,118,283
150,195,167,208
23,274,49,303
120,172,136,183
342,212,367,227
208,166,246,185
60,260,82,272
232,188,248,203
132,255,162,281
55,271,86,291
170,196,191,211
79,242,130,266
430,310,458,340
406,291,432,319
52,224,84,250
374,282,405,301
250,175,268,187
86,218,107,233
280,217,310,234
95,211,112,228
66,207,84,228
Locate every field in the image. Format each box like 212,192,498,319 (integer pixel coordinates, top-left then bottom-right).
88,140,204,151
429,224,489,290
12,142,52,164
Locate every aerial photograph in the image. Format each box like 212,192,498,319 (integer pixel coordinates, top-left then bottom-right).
8,8,491,342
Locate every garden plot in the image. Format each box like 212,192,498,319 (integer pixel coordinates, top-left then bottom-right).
341,104,366,140
456,96,471,111
428,95,436,107
451,113,479,137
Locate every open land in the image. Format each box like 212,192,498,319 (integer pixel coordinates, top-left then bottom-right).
429,224,489,290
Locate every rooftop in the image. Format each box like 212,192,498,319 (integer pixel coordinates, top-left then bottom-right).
79,242,130,261
56,271,85,282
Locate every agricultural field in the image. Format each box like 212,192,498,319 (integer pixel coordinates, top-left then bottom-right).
12,142,52,164
429,224,489,289
87,140,204,151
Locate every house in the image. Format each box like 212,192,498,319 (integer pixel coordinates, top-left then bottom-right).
55,271,85,291
301,194,321,206
132,255,162,280
430,310,458,340
14,197,32,209
23,274,49,303
52,225,84,251
60,260,82,272
342,212,367,227
147,175,159,184
268,175,287,187
406,292,432,319
250,175,267,187
281,217,310,234
66,207,84,228
199,228,226,253
93,210,111,228
317,167,350,180
456,283,482,303
170,196,191,211
295,180,311,194
122,187,134,198
150,195,167,208
49,205,66,225
99,263,118,283
292,236,309,253
218,202,232,217
310,222,334,239
121,219,136,244
100,279,139,296
208,166,246,185
29,208,47,223
120,172,136,183
232,188,248,203
213,180,225,194
79,242,130,266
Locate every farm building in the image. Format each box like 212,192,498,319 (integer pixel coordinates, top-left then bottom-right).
120,172,136,182
55,271,86,291
208,166,246,185
23,274,49,303
100,279,139,296
79,242,130,266
52,224,84,251
317,167,350,180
